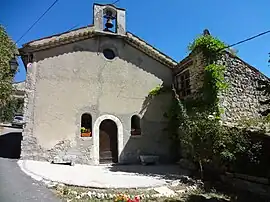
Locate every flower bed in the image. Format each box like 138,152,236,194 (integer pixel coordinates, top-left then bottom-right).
115,194,140,202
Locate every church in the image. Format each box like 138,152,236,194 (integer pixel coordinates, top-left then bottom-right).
19,3,176,165
19,3,268,165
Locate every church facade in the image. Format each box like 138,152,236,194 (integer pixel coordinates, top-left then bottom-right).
19,3,176,165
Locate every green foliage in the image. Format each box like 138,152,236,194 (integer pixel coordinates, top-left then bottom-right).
166,34,261,178
188,34,227,62
189,35,229,114
0,25,18,110
81,127,86,133
168,97,262,178
0,98,20,122
149,84,171,96
149,85,163,96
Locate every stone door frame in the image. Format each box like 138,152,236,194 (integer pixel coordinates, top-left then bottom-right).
93,114,124,165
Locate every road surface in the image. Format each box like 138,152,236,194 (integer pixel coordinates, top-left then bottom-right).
0,127,61,202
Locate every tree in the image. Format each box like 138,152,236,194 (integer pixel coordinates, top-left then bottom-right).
0,25,18,121
167,32,262,179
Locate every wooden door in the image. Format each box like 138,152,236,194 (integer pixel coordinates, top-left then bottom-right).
99,119,118,163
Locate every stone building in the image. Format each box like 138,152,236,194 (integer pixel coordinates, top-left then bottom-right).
13,81,25,100
12,81,25,115
173,32,270,125
19,3,176,165
19,4,269,165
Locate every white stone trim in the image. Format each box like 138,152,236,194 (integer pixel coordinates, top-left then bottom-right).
93,114,124,165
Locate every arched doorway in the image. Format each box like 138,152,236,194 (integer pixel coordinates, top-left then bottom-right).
99,119,118,163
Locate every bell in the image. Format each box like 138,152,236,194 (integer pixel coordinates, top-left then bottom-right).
105,18,113,29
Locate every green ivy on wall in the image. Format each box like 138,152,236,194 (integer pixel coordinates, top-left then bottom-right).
148,84,171,97
188,34,228,115
165,34,241,178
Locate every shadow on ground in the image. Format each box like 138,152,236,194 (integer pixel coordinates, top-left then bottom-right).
108,164,191,181
0,131,22,159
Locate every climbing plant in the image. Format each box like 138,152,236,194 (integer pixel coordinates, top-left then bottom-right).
188,34,228,114
166,33,261,179
148,84,171,97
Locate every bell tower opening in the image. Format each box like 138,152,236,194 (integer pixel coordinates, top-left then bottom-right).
103,7,117,33
93,3,126,35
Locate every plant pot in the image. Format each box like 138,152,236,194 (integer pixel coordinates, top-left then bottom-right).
81,132,91,137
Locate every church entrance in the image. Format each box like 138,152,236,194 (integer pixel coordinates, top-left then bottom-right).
99,119,118,164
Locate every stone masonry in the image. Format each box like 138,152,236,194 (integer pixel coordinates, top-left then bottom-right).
174,50,270,124
220,52,269,124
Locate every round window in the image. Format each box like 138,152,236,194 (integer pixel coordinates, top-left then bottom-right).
103,49,116,60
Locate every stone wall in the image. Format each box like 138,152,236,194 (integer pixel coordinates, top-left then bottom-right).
173,52,205,98
219,52,269,124
174,51,269,125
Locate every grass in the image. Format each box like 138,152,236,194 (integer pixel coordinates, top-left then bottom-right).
51,183,233,202
51,184,187,202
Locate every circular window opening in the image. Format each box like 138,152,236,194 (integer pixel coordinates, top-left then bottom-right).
103,49,116,60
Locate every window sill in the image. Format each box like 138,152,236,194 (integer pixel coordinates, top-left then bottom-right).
81,132,92,137
130,130,141,136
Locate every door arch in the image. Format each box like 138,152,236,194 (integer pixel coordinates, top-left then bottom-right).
99,119,118,163
93,114,124,164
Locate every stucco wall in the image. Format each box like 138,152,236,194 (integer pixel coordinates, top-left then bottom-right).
21,36,173,164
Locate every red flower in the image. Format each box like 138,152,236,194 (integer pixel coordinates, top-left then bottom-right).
134,196,140,202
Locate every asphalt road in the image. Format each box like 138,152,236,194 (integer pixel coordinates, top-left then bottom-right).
0,127,61,202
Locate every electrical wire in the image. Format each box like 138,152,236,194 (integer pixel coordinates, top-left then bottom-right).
66,24,80,32
16,0,60,44
221,30,270,51
111,0,121,5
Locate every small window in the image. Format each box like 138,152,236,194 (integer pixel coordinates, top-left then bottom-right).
103,49,116,60
176,70,191,98
131,115,141,136
81,113,92,137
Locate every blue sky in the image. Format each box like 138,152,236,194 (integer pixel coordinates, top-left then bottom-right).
1,0,270,82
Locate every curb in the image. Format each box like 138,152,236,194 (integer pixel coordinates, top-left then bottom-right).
17,160,169,189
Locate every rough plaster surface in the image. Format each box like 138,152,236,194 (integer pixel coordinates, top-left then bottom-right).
18,160,174,188
21,36,172,165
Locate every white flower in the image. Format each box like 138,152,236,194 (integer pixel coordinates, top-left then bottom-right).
70,190,77,195
108,194,113,199
218,120,223,124
208,115,215,120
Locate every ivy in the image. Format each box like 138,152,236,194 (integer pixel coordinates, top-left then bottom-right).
189,35,228,114
149,84,163,96
166,33,261,179
188,34,227,62
148,84,170,97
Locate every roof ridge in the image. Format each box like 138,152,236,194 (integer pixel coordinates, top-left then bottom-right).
19,26,177,68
